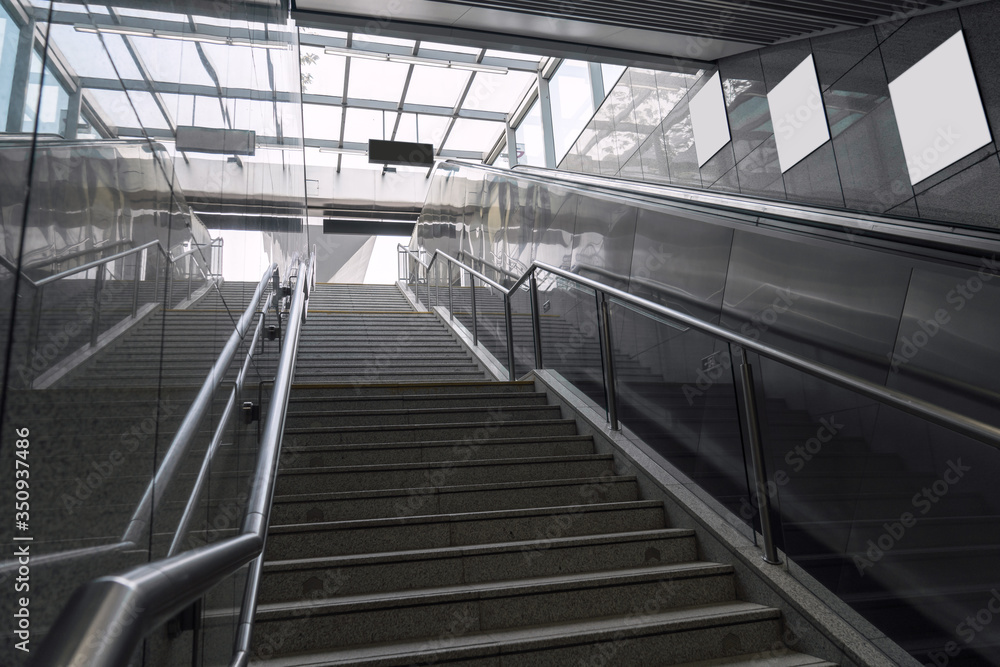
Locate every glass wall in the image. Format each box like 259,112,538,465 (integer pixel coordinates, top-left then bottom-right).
0,1,309,665
412,159,1000,666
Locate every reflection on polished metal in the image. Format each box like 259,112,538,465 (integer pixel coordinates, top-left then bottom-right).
511,164,1000,257
470,272,479,346
530,272,543,368
598,291,620,430
30,254,313,667
448,262,454,319
504,295,516,380
737,347,780,564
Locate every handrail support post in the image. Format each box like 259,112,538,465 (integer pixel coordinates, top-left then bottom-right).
737,346,781,565
504,294,516,381
597,291,620,430
91,266,105,346
470,273,479,346
529,272,543,368
448,262,454,319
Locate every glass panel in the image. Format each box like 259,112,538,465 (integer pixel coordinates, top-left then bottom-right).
343,107,388,143
404,65,471,107
757,359,1000,665
347,58,409,102
464,70,535,113
471,274,509,370
602,63,627,93
550,60,595,162
535,269,607,412
445,118,504,153
399,113,450,147
22,52,70,135
300,47,346,96
509,283,534,378
303,103,343,139
515,98,545,167
612,303,750,522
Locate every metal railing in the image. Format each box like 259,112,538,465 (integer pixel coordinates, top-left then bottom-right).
399,245,1000,564
29,249,315,667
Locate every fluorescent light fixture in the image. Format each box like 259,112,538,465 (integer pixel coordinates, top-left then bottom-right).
74,24,290,50
323,46,506,74
391,55,448,68
324,46,388,62
318,147,368,156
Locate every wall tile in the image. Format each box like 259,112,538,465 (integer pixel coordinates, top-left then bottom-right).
637,126,671,184
662,99,702,187
915,153,1000,229
886,197,919,218
736,134,785,198
720,51,772,163
825,50,912,213
619,140,646,181
958,1,1000,156
759,39,813,92
879,9,962,82
874,16,908,44
701,141,736,186
811,26,878,90
708,165,741,193
908,140,997,196
782,142,845,208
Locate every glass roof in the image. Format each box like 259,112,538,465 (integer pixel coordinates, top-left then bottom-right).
34,6,581,170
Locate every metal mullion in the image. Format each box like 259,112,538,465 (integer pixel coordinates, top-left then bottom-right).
435,48,484,157
336,32,352,174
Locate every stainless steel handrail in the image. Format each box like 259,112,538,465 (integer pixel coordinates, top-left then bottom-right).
503,162,1000,257
230,247,315,667
400,243,1000,564
29,253,312,667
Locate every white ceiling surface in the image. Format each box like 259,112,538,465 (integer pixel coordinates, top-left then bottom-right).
296,0,757,61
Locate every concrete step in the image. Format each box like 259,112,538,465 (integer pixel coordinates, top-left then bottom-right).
250,562,737,653
264,500,665,560
283,418,579,446
259,528,698,603
269,474,639,523
278,434,595,467
274,453,616,494
248,600,784,666
284,404,562,429
288,381,535,399
286,390,549,412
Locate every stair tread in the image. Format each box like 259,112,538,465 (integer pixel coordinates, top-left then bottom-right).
279,453,613,475
263,528,695,570
254,562,734,615
272,474,632,504
249,601,779,666
269,500,663,533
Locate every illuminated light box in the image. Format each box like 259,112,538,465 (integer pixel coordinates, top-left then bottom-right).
689,71,731,167
767,55,829,173
888,30,993,185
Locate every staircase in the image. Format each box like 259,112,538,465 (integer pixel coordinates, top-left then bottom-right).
245,284,835,666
